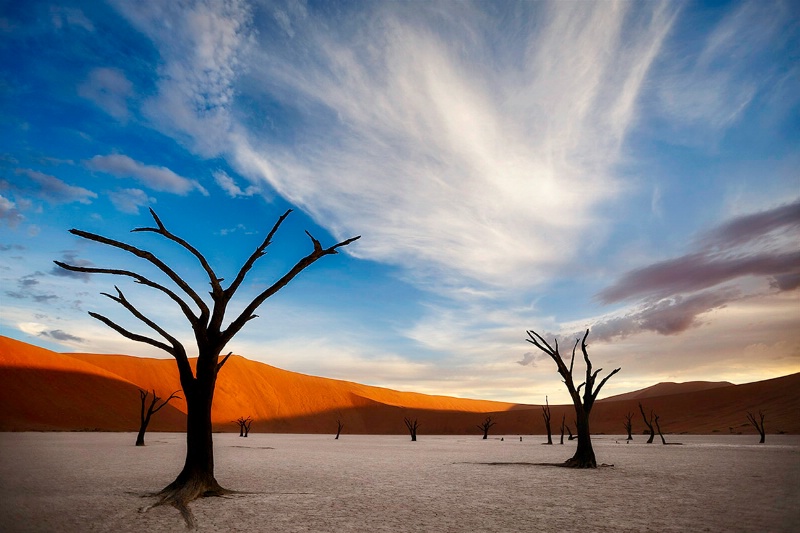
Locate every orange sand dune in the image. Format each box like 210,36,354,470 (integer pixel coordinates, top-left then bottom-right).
1,335,798,436
602,380,734,401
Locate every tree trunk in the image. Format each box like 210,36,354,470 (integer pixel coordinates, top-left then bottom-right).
147,366,229,527
564,410,596,468
135,415,150,446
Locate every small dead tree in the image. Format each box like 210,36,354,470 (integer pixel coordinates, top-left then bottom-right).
639,402,656,444
404,417,419,441
541,396,553,445
525,329,620,468
56,208,359,526
567,420,576,440
746,410,766,443
654,413,667,445
335,418,344,440
477,416,496,439
235,416,252,437
137,389,181,446
559,413,566,445
624,411,634,441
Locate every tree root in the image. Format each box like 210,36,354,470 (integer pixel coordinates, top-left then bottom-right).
139,479,235,529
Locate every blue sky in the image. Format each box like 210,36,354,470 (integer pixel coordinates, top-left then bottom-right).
1,0,798,404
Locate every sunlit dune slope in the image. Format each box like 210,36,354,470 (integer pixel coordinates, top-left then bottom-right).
601,380,734,401
1,335,798,435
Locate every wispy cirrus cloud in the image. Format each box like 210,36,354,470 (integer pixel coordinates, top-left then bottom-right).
653,0,794,137
111,0,254,157
86,154,208,196
222,1,678,293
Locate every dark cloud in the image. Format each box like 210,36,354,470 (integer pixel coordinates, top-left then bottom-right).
598,201,800,304
598,250,800,304
697,198,800,249
0,244,26,252
591,288,740,341
39,329,84,343
516,351,536,366
11,169,97,205
51,251,93,281
592,201,800,341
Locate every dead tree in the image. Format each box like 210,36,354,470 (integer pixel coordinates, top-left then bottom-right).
235,417,252,437
136,389,181,446
404,417,419,441
55,208,359,527
525,329,620,468
541,396,553,445
746,410,766,443
567,420,576,440
639,402,656,444
477,416,496,439
624,411,634,441
335,418,344,440
559,413,566,445
654,413,667,444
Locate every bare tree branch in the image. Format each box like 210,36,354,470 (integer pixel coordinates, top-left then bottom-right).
62,227,209,317
54,262,200,327
88,311,174,355
132,208,223,306
102,286,187,358
151,390,182,414
221,232,361,345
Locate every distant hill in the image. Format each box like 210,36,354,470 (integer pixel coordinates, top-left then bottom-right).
1,335,798,435
601,380,734,402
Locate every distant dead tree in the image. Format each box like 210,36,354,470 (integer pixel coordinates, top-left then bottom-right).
654,413,667,444
136,389,181,446
526,329,620,468
55,208,359,527
335,418,344,440
567,420,576,440
541,396,553,445
639,402,656,444
477,416,496,439
235,416,252,437
624,411,634,441
404,417,419,441
559,414,566,445
746,410,766,443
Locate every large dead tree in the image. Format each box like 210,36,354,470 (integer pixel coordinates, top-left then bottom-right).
624,411,634,441
137,389,181,446
746,410,766,443
525,329,620,468
639,402,656,444
404,417,419,441
541,396,553,445
55,208,359,527
477,416,496,440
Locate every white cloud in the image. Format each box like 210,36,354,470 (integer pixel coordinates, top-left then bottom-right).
77,67,133,120
111,0,254,157
213,169,257,197
108,188,154,214
226,1,677,294
87,154,207,195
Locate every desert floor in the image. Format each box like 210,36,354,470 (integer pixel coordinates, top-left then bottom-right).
1,432,798,532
